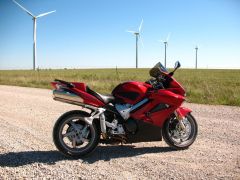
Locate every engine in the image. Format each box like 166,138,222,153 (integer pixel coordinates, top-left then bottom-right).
124,118,138,134
115,104,132,119
104,102,145,137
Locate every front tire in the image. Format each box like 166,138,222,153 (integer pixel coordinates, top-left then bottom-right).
162,113,198,150
53,111,100,158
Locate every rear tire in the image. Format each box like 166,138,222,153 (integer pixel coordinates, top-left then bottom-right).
162,113,198,150
53,111,100,158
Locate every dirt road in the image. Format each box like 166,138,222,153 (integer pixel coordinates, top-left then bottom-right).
0,85,239,179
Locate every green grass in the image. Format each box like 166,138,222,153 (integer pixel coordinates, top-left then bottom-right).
0,68,240,106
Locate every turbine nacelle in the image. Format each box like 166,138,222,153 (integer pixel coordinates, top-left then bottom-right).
126,19,143,36
158,32,171,68
159,32,171,45
126,19,144,68
126,31,140,37
126,19,144,47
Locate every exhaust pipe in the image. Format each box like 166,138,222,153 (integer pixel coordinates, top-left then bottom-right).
53,89,84,104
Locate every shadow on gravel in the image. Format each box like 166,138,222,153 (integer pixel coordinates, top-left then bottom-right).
83,145,176,164
0,145,175,167
0,150,65,167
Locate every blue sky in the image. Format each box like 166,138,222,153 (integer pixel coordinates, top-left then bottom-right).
0,0,239,69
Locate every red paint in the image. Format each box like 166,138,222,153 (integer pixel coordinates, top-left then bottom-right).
112,81,151,104
176,107,192,118
131,89,185,127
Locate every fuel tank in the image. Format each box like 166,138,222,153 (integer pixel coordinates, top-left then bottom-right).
112,81,151,104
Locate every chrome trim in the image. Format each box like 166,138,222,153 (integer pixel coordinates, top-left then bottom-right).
83,108,105,126
130,98,149,112
53,89,84,103
53,89,99,110
53,97,98,111
99,111,106,133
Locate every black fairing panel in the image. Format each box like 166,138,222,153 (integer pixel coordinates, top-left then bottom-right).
117,92,139,101
126,120,162,143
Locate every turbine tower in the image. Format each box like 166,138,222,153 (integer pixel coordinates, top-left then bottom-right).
195,46,198,69
160,33,171,68
126,19,143,68
12,0,56,70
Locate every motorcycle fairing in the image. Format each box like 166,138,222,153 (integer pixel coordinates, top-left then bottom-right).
131,89,185,127
168,77,185,96
126,119,162,143
176,106,192,119
112,81,151,104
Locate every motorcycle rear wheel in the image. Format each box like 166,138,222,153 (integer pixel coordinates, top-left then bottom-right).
53,111,100,158
162,113,198,150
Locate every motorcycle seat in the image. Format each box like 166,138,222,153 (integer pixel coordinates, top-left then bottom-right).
86,86,115,104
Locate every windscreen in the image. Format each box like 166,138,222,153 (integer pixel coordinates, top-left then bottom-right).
149,62,168,77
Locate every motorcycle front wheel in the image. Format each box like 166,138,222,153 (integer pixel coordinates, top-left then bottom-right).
162,113,198,150
53,111,100,158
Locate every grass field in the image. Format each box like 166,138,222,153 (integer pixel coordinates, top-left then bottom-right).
0,68,240,106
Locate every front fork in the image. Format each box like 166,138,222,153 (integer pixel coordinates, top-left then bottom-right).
174,107,192,131
174,111,186,131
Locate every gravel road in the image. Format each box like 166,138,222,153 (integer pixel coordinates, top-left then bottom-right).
0,85,239,179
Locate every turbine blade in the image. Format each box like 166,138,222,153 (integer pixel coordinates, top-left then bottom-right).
139,36,144,48
166,32,171,42
36,10,56,18
126,30,136,34
12,0,34,17
138,19,143,32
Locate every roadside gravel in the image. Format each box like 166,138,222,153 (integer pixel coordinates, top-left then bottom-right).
0,85,239,179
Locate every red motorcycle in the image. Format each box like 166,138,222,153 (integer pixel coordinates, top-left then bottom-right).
51,61,198,157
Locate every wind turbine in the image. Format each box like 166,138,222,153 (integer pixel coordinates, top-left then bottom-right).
12,0,56,70
126,19,144,68
160,32,171,68
195,45,198,69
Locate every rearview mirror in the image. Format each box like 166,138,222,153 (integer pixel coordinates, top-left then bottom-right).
169,61,181,76
174,61,181,69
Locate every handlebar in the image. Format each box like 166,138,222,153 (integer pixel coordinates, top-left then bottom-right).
146,78,165,89
147,72,173,90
